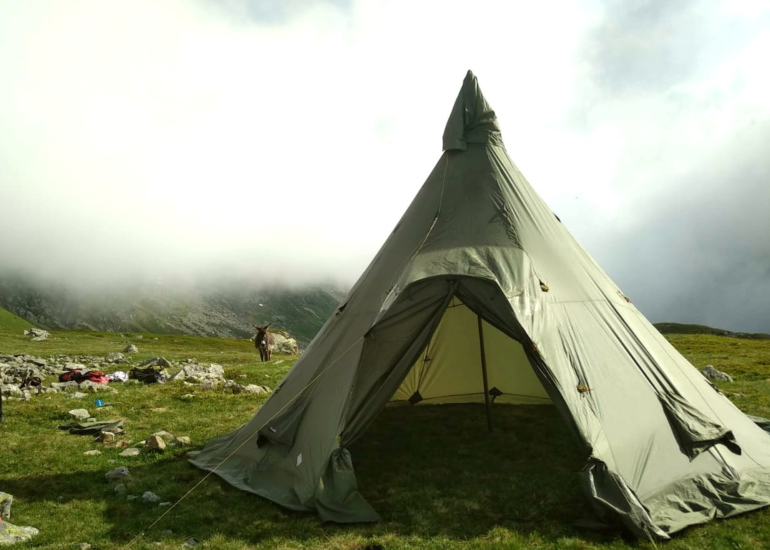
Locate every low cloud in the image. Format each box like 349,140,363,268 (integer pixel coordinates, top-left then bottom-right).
0,1,768,332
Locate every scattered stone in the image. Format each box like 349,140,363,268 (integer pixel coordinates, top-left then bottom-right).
51,381,79,392
119,448,141,457
105,352,126,363
171,436,191,447
105,466,131,480
126,495,138,501
0,492,12,519
184,538,200,548
68,409,90,421
67,392,88,399
180,394,194,400
0,385,23,398
123,344,139,354
243,385,270,395
238,374,248,379
135,335,143,340
84,450,101,456
28,327,50,341
64,362,86,371
145,436,167,451
0,521,39,544
199,378,219,391
79,381,113,393
702,365,734,382
223,380,243,394
152,430,175,440
140,357,172,369
74,543,91,549
142,491,160,503
158,502,172,507
169,363,224,384
114,484,126,494
150,407,168,413
272,333,299,355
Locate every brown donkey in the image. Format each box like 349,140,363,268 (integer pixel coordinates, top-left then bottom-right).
253,323,275,362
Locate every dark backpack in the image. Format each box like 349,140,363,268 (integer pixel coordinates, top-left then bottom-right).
59,369,82,382
129,365,168,384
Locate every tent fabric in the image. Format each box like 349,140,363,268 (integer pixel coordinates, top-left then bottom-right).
191,70,770,539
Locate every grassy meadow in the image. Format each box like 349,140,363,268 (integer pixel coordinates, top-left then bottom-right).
1,319,770,549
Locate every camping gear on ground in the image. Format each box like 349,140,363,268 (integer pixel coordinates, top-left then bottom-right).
82,371,109,384
58,370,82,382
58,419,125,436
129,365,168,384
19,376,42,388
108,371,129,383
57,370,109,384
191,71,770,540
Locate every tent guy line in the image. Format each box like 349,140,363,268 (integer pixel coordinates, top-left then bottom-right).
119,336,366,550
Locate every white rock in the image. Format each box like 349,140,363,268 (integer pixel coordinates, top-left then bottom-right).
64,362,86,371
84,450,101,456
119,448,141,457
105,466,131,480
68,409,90,421
142,491,160,503
702,364,734,382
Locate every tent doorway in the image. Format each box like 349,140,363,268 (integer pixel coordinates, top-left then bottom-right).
341,276,555,444
392,294,551,409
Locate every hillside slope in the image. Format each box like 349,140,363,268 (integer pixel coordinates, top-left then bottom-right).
654,322,770,340
0,305,35,332
0,275,345,346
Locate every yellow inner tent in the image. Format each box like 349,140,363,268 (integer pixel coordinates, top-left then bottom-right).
392,297,551,405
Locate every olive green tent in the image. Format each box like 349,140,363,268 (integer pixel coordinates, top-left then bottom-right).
192,71,770,539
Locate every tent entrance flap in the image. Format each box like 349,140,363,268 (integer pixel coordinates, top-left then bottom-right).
391,295,551,406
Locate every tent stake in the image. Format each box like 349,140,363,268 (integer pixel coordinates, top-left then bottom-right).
477,315,493,433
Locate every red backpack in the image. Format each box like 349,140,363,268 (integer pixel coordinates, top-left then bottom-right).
83,371,109,384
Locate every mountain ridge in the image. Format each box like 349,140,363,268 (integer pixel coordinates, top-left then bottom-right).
0,274,346,346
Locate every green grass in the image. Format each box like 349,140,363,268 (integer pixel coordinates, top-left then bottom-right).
0,306,36,333
1,328,770,549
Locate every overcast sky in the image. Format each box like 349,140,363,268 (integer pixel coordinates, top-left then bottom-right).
1,0,768,332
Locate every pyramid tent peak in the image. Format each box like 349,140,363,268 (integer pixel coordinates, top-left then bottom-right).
443,71,501,151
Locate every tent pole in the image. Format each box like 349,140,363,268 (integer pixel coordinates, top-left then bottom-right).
477,315,493,433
